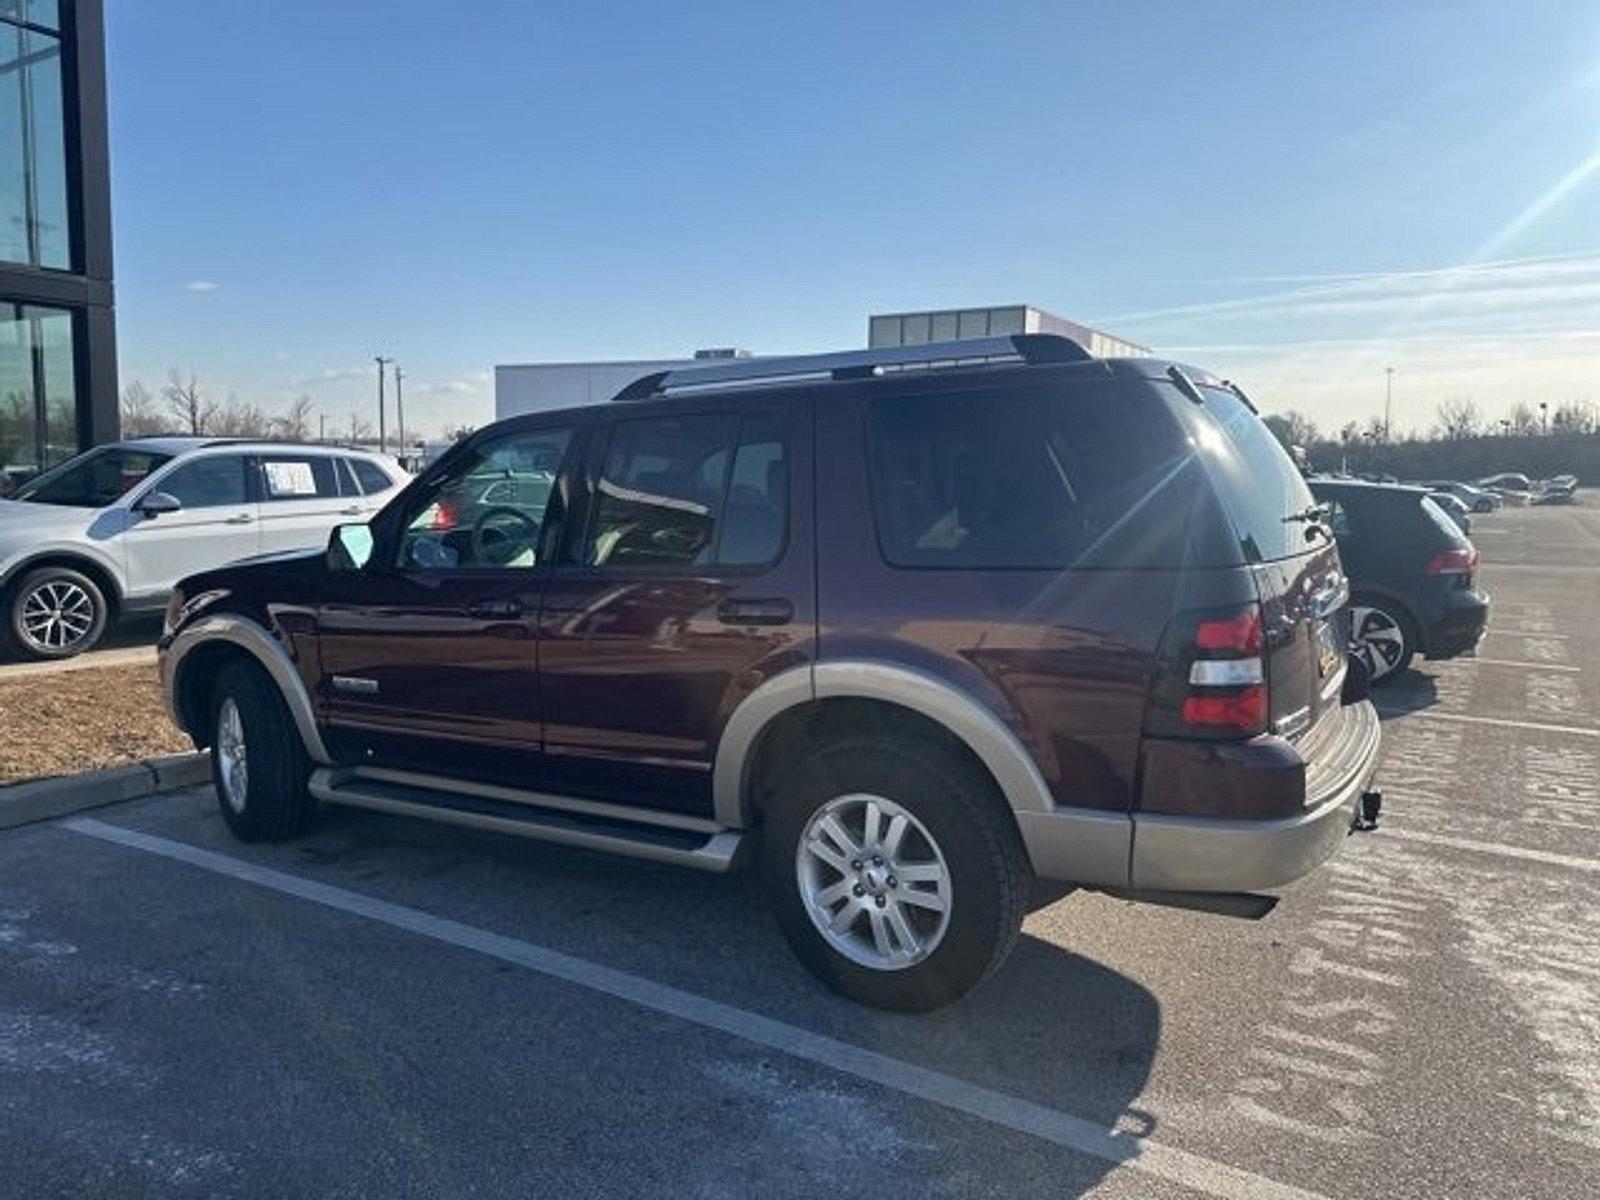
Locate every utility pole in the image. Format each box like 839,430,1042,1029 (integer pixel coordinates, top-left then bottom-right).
318,414,326,443
394,364,406,462
374,355,393,454
1384,367,1394,441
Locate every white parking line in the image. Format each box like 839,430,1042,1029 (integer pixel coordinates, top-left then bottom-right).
1384,828,1600,876
1444,658,1581,672
58,816,1327,1200
1378,710,1600,738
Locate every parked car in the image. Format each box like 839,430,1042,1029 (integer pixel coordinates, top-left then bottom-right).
1532,474,1578,505
1477,472,1534,506
1427,490,1473,534
1308,480,1490,684
1421,480,1501,513
0,438,406,660
160,335,1382,1011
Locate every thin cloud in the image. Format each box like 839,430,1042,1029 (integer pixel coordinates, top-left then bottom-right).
289,366,370,387
183,280,219,292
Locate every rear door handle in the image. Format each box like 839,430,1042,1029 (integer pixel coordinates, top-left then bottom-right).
340,505,363,516
225,513,254,525
717,598,793,626
468,598,525,620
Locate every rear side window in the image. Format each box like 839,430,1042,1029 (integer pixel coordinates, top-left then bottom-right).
867,376,1203,568
585,412,788,569
1420,495,1468,547
1193,383,1317,563
258,455,340,501
350,457,395,495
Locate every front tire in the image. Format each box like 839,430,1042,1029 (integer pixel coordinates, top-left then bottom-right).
761,735,1030,1012
210,660,317,842
1350,598,1417,685
6,566,109,660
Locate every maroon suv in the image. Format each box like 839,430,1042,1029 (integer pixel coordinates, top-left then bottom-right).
160,334,1381,1011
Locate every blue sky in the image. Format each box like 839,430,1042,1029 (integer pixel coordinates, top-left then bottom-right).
106,1,1600,439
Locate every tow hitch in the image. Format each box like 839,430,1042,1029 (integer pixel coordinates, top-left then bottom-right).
1351,790,1382,832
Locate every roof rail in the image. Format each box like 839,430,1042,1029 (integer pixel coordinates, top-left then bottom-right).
610,333,1092,401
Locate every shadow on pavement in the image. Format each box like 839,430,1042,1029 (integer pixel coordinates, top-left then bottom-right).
1373,669,1439,719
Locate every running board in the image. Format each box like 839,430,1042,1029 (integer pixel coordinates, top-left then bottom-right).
307,768,743,873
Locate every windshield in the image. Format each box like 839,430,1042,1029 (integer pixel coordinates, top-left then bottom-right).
13,446,172,508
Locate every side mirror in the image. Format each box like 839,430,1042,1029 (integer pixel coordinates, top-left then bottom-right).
137,491,182,518
328,523,374,572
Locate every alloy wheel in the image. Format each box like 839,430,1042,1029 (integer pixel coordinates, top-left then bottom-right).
796,793,953,971
18,580,97,654
1350,605,1407,680
216,698,250,814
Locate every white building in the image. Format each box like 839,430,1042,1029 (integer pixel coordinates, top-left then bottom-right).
495,349,751,421
868,305,1149,359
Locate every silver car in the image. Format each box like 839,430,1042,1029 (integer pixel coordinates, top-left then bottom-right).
0,437,406,659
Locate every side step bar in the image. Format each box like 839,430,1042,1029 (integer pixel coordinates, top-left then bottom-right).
308,768,743,873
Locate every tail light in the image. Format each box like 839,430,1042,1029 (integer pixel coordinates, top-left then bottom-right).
1145,604,1269,739
1427,548,1478,575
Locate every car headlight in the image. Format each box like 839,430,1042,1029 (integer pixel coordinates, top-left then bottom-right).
163,588,230,638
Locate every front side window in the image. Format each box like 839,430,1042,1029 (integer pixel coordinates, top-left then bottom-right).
156,456,248,510
584,412,788,570
397,427,572,570
257,455,339,502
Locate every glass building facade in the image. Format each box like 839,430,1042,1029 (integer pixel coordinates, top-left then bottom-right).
0,0,115,494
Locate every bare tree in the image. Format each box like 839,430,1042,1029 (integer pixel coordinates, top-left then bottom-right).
1435,396,1480,440
270,395,315,441
211,395,271,438
1552,400,1599,436
162,369,216,435
445,424,476,442
1361,415,1389,443
1505,401,1540,436
119,380,169,436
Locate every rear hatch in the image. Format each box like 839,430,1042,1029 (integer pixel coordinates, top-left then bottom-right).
1182,377,1349,742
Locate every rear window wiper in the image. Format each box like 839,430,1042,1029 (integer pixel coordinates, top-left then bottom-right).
1283,502,1334,540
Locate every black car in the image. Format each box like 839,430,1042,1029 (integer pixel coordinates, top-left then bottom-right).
1309,480,1490,684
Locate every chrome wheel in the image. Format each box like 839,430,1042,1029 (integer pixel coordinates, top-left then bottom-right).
1351,605,1407,680
18,580,97,653
216,698,249,814
796,793,952,971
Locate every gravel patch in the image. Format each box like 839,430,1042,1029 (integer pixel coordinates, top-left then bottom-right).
0,666,190,784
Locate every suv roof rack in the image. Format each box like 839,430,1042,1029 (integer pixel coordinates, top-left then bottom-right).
610,333,1092,402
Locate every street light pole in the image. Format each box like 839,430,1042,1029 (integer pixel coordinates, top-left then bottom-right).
374,356,393,454
1384,367,1394,441
394,364,406,462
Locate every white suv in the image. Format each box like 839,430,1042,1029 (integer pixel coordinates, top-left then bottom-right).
0,437,407,659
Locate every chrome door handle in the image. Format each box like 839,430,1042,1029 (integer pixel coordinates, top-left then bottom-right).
225,513,254,525
340,505,362,515
468,598,525,620
717,598,794,626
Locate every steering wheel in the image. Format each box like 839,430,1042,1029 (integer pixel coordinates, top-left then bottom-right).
470,506,541,565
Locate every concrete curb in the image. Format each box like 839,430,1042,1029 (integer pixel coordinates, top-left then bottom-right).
0,752,210,831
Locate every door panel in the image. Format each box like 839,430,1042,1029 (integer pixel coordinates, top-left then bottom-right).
314,423,577,780
538,396,815,816
122,454,259,597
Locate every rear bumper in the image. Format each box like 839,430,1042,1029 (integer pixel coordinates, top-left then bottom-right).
1424,589,1490,660
1128,700,1381,892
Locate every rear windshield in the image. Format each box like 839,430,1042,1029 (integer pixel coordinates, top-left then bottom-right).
14,446,172,508
1192,382,1318,563
866,375,1219,569
1420,495,1469,546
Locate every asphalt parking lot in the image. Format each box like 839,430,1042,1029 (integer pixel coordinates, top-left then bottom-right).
2,505,1597,1199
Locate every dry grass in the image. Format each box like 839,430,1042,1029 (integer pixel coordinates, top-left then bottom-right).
0,664,191,784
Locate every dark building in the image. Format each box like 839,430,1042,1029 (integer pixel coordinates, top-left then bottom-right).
1,0,115,493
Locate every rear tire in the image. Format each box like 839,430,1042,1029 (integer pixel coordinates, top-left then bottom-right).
1350,597,1417,685
761,735,1030,1012
6,566,109,660
210,660,317,842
